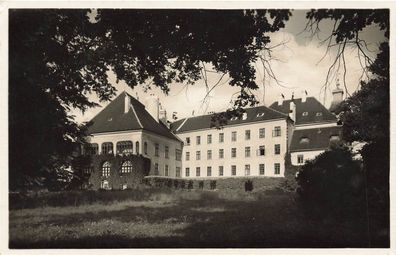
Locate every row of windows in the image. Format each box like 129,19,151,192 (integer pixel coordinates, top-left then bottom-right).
101,160,133,177
185,144,281,160
86,141,181,160
185,127,281,146
185,163,281,177
153,163,182,177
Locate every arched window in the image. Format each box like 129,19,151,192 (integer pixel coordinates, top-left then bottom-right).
144,142,148,155
136,141,140,154
102,161,111,177
116,141,133,154
102,142,113,154
121,161,133,174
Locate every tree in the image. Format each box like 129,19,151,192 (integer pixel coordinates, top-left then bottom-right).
9,9,291,190
305,9,389,247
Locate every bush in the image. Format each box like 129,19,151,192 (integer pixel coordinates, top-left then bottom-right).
210,180,217,190
296,146,363,218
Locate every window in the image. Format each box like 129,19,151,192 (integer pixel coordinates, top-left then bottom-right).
297,154,304,164
219,133,224,143
144,142,148,155
275,144,281,155
207,166,212,177
196,136,201,145
102,142,113,154
231,165,236,176
155,143,159,156
85,143,98,155
245,130,251,140
196,151,201,160
120,161,133,174
230,116,238,121
242,112,248,120
259,128,265,138
300,137,310,144
316,112,323,116
116,141,132,154
207,150,212,160
219,149,224,159
165,146,169,158
83,166,93,175
196,167,201,177
185,137,190,146
176,167,181,177
164,165,169,176
274,163,281,175
256,112,265,117
258,145,265,156
101,161,111,177
245,147,251,157
259,164,265,175
176,149,182,161
231,148,237,158
273,126,281,137
207,134,212,144
245,164,250,176
219,166,224,176
185,167,190,177
154,163,159,175
186,151,190,161
231,131,237,142
302,111,309,116
135,141,140,154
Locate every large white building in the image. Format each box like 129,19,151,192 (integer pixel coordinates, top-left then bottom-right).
82,87,343,186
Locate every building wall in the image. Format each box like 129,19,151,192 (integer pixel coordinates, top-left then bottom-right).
87,130,182,177
141,131,183,177
290,149,325,166
176,119,289,178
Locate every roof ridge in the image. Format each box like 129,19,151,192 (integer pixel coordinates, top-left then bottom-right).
130,101,143,129
176,117,189,132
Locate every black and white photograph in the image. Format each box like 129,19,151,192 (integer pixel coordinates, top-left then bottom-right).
2,2,393,252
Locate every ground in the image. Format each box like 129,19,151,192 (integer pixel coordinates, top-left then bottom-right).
9,189,371,248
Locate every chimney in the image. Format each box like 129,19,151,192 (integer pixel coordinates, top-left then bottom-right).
124,93,131,113
145,94,160,122
332,80,344,103
289,101,296,122
302,90,307,103
159,109,168,127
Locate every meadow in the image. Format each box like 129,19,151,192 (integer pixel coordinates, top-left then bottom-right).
9,188,371,248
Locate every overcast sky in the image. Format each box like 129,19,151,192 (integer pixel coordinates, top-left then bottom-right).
72,9,386,123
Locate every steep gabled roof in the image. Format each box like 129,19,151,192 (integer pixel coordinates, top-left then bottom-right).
87,92,180,141
170,105,288,133
290,126,342,152
269,97,337,125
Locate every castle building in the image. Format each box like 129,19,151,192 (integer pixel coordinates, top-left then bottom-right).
81,87,343,189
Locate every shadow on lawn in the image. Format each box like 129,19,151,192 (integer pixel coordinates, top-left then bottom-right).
10,192,377,249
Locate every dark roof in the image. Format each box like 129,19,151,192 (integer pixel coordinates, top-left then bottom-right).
87,92,180,141
170,105,288,133
269,97,337,125
290,126,342,152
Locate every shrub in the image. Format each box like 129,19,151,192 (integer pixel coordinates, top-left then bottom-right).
296,146,363,218
210,180,217,190
244,180,253,192
198,181,204,190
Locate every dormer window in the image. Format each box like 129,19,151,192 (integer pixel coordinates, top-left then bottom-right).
302,112,309,116
300,137,310,144
108,118,113,121
256,112,265,117
242,113,248,120
230,116,238,121
316,112,323,116
330,135,340,142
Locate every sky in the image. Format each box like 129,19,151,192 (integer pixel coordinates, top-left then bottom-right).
71,10,386,123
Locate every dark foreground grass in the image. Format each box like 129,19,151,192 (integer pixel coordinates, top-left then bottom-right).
9,189,376,248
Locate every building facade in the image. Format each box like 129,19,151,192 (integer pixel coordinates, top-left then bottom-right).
80,86,344,188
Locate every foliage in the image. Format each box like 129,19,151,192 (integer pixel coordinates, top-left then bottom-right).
9,9,291,190
296,146,363,218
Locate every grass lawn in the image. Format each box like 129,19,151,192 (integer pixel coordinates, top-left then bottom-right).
9,189,371,248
